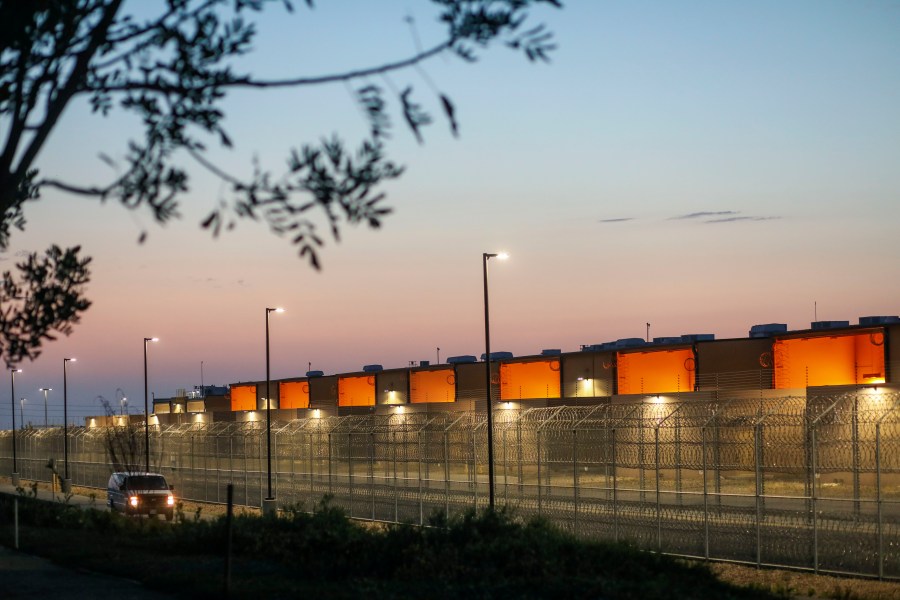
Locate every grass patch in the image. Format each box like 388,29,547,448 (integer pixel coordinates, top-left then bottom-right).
0,493,777,599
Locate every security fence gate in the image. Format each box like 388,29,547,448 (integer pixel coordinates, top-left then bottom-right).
2,391,899,579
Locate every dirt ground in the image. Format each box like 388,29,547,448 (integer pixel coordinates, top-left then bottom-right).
707,562,900,600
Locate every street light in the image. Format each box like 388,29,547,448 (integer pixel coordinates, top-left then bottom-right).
10,368,21,486
143,338,158,472
482,251,508,510
116,388,128,416
264,306,284,516
63,358,75,492
39,388,51,428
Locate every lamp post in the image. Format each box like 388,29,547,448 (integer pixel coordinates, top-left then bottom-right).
39,388,51,428
117,388,128,417
482,251,508,510
143,338,158,472
263,307,285,516
10,368,21,486
63,358,75,492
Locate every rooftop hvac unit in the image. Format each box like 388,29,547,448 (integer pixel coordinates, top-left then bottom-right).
859,315,900,326
681,333,715,342
615,338,646,348
306,370,324,377
362,364,383,373
447,355,477,364
749,323,787,338
480,351,514,361
541,349,561,356
419,360,430,367
811,320,850,330
652,337,683,345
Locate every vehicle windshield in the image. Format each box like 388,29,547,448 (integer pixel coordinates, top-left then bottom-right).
127,475,168,490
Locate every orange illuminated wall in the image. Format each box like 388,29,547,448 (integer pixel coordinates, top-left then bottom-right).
617,349,695,395
230,385,256,411
500,360,561,400
774,332,886,389
338,375,375,407
279,381,310,409
410,369,455,403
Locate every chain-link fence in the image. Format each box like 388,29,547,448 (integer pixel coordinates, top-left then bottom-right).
2,391,899,579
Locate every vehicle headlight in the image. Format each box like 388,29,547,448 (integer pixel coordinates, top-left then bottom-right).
166,495,174,506
129,496,139,507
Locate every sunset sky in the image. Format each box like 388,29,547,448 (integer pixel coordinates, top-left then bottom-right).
3,0,899,428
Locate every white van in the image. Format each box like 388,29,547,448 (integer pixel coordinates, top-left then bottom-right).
107,472,175,521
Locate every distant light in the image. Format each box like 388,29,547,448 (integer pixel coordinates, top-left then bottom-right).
497,252,509,260
312,409,321,419
396,406,405,414
275,307,285,313
502,402,514,410
150,338,159,342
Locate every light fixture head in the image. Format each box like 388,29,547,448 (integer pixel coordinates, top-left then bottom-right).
64,357,76,362
267,307,285,313
11,368,21,373
497,252,509,260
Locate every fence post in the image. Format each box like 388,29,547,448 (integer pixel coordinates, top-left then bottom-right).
754,422,762,568
812,426,819,574
612,428,619,543
418,431,423,525
876,422,883,580
392,430,399,522
503,425,509,506
702,426,709,560
853,394,861,516
655,426,661,552
348,432,354,519
370,432,375,522
537,428,543,516
327,433,333,496
573,429,578,535
444,430,450,518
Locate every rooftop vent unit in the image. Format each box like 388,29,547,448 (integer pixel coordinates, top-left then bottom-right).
749,323,787,338
653,337,683,345
306,370,324,377
681,333,715,342
541,349,561,356
480,351,514,361
362,364,383,373
615,338,646,348
811,320,850,330
447,355,477,364
419,360,430,367
859,315,900,326
584,342,616,352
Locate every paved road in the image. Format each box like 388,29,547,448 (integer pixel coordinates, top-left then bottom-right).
0,484,174,598
0,544,173,599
